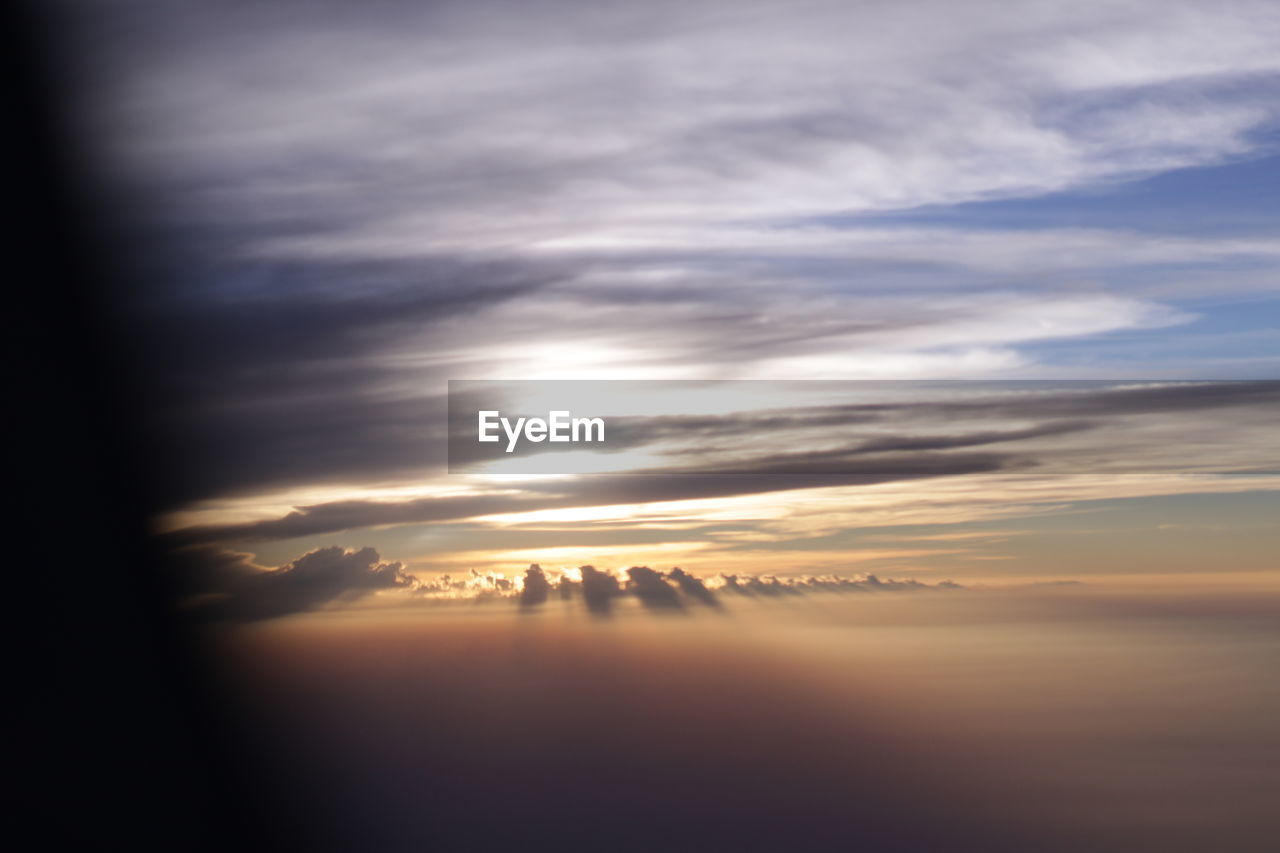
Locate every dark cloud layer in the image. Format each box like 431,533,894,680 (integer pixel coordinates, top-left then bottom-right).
907,380,1280,420
700,381,1280,449
164,378,1280,549
454,380,1279,469
166,493,553,547
850,420,1094,454
166,451,1017,547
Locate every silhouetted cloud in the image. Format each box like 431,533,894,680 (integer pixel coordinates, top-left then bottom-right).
718,574,801,597
625,567,684,611
168,544,264,602
717,572,951,597
667,567,720,608
520,564,552,607
176,545,418,621
175,542,964,620
579,566,621,616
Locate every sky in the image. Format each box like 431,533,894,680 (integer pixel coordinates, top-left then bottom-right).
53,0,1280,616
39,4,1280,850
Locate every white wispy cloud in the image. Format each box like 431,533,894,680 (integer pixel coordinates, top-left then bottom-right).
62,0,1280,510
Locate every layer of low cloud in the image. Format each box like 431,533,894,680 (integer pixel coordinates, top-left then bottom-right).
173,545,959,620
429,564,963,618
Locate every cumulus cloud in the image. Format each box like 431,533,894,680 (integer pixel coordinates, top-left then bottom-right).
520,563,552,607
667,567,720,608
625,567,684,612
579,566,622,616
716,572,948,596
175,545,418,620
414,569,515,602
515,565,964,614
718,574,800,598
174,540,964,620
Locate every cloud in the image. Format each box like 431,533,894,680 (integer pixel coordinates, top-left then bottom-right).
50,0,1280,532
162,378,1280,547
849,421,1096,454
625,566,684,611
716,572,948,596
718,573,800,597
80,1,1280,229
120,253,556,507
165,492,558,546
667,567,720,608
578,566,621,616
410,569,516,602
519,563,552,607
164,455,1018,547
176,544,418,620
173,540,966,620
166,544,266,601
421,563,964,613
